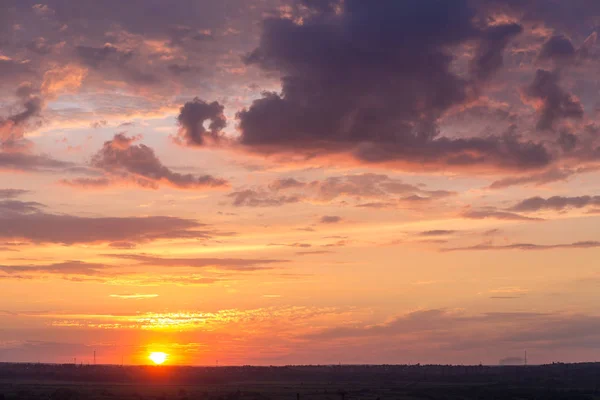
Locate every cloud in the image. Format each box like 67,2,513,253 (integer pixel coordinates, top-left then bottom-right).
62,133,228,190
109,293,158,299
443,241,600,252
304,309,476,341
0,152,73,172
176,98,227,146
309,174,429,201
488,167,583,189
0,261,110,276
0,253,274,283
522,69,584,131
105,253,287,271
511,195,600,212
75,44,133,68
268,242,311,248
228,189,302,207
419,230,457,236
462,209,542,221
41,64,87,97
59,177,112,189
0,200,213,244
0,189,30,199
538,35,576,62
296,250,334,256
0,200,45,214
229,1,551,171
268,178,306,191
0,65,82,151
75,43,158,85
108,241,137,249
229,173,455,208
0,56,31,74
488,0,600,33
303,307,600,354
471,23,523,82
320,215,342,224
0,96,43,149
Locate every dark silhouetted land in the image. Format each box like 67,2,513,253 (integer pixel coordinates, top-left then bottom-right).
2,363,600,400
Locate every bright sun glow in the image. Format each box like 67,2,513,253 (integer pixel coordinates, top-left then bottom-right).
149,352,168,365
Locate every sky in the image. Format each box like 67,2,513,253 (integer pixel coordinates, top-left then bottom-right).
0,0,600,367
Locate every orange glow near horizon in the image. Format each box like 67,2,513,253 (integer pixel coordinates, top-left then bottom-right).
149,352,168,365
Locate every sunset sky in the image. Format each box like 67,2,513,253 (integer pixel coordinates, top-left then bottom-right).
1,0,600,366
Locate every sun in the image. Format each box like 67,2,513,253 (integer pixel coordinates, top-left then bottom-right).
149,352,168,365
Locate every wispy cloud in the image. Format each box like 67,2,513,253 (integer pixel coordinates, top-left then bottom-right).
109,293,159,299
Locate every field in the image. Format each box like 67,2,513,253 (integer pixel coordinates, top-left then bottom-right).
2,363,600,400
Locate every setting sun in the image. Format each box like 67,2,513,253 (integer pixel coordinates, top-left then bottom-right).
149,352,168,365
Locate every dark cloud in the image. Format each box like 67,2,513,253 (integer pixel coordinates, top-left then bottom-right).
419,230,457,237
26,37,53,55
24,0,228,36
523,69,584,131
0,189,30,199
471,23,523,82
59,177,112,189
444,241,600,252
75,43,158,85
353,133,552,170
308,174,415,200
168,64,197,75
62,133,228,190
488,166,600,189
557,130,578,152
308,174,454,202
269,242,311,248
320,215,342,224
268,178,306,191
462,209,542,221
304,308,600,351
0,200,44,214
228,189,302,207
229,174,454,208
105,253,286,271
176,98,226,146
322,240,348,248
489,169,572,189
296,250,334,256
298,0,341,13
231,0,550,171
108,241,137,249
487,0,600,33
90,120,108,129
15,83,36,99
0,261,109,276
0,58,32,82
0,201,213,244
355,201,398,209
0,96,43,148
538,35,576,62
75,44,133,68
511,195,600,212
303,309,455,340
